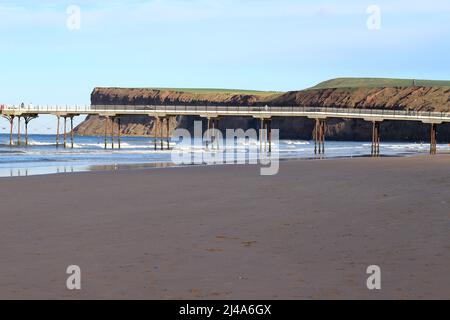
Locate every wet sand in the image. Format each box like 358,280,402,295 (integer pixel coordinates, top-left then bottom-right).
0,156,449,299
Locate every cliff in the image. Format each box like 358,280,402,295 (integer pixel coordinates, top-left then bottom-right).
75,88,279,137
273,86,449,112
74,82,450,141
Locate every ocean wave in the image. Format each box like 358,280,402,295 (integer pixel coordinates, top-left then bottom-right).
27,141,56,147
284,140,310,145
0,150,27,154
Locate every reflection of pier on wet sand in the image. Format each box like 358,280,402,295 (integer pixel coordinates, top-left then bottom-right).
0,155,449,299
1,163,178,178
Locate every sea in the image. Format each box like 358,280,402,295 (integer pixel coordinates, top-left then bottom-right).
0,134,448,177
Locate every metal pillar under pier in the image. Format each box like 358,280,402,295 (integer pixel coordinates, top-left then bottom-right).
25,118,29,146
430,123,438,155
153,117,159,150
258,118,272,153
207,118,220,150
153,116,169,151
63,117,67,148
70,116,74,149
314,119,326,155
166,116,170,150
160,118,164,150
117,117,121,149
371,121,381,157
111,117,115,150
24,116,38,146
215,118,220,150
17,116,21,146
56,116,61,148
267,119,272,153
259,118,267,151
3,115,15,146
211,118,216,150
206,118,211,150
104,116,109,149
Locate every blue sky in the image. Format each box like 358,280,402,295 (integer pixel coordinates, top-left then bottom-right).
1,0,449,132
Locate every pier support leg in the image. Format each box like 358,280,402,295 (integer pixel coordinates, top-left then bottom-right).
70,116,74,149
25,119,29,146
371,121,375,155
111,117,115,150
63,117,67,148
376,122,380,156
215,118,220,149
104,116,109,149
314,120,318,154
430,123,438,155
264,120,268,151
206,118,220,150
153,117,159,150
56,116,60,148
260,119,263,151
17,116,21,146
206,118,211,150
70,116,75,149
314,119,326,155
267,119,272,153
24,116,37,146
321,120,326,154
166,116,170,150
211,118,216,150
4,115,15,146
371,121,381,157
259,118,268,151
160,118,164,150
117,117,121,149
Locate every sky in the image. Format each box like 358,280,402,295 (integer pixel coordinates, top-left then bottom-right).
1,0,449,133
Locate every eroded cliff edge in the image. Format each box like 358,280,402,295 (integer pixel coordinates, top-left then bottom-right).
74,86,450,141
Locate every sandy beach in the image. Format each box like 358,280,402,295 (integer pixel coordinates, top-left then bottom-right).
0,156,449,300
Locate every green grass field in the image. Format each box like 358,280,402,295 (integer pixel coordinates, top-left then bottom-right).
311,77,450,89
129,77,450,95
150,87,283,96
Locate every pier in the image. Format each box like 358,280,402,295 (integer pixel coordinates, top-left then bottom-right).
2,104,449,155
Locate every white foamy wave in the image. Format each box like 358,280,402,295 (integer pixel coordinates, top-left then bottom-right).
27,141,55,146
382,143,427,150
284,140,310,145
236,139,259,147
71,141,177,150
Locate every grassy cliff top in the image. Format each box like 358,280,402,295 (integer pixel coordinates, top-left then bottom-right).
311,78,450,90
146,88,283,96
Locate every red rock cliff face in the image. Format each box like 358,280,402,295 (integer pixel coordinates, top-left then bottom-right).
272,87,450,111
74,87,450,141
90,88,269,106
75,88,275,137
